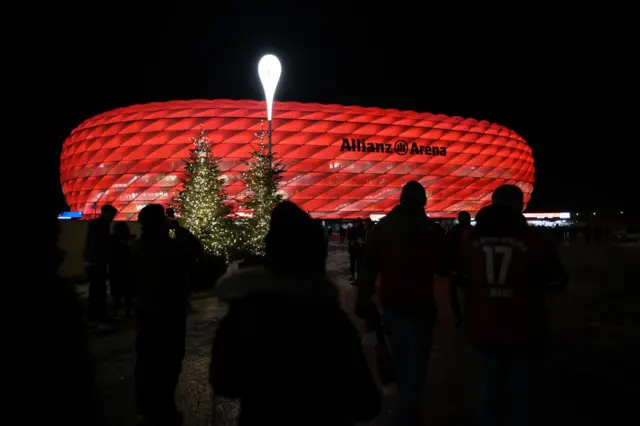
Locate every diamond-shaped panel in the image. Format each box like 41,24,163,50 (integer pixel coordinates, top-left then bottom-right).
60,99,535,220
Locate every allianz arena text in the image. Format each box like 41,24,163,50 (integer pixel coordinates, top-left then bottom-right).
60,100,534,221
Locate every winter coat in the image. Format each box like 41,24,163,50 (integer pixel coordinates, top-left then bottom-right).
210,267,381,426
357,204,450,318
131,234,196,316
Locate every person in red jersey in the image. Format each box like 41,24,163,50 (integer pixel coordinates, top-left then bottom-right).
459,185,568,426
357,180,450,426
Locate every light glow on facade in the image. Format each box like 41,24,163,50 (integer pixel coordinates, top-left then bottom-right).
60,99,535,220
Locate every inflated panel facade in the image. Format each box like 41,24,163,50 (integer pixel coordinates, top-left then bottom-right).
61,100,534,220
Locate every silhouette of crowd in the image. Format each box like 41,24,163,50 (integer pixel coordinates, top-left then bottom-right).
39,180,570,426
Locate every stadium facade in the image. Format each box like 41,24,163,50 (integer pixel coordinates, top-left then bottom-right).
61,100,534,220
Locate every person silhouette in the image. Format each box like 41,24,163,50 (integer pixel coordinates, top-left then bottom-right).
132,204,200,426
83,204,117,327
357,180,450,426
165,207,204,307
347,219,365,281
211,200,381,426
459,185,568,426
110,221,134,318
25,213,99,426
448,211,472,329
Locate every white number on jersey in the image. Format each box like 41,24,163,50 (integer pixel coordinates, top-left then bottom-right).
482,245,513,286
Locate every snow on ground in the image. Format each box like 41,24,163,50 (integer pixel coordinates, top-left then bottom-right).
85,241,640,426
87,241,378,426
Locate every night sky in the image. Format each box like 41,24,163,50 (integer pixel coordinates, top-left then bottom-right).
32,9,634,215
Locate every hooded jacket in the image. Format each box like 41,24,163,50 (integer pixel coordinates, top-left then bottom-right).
357,204,450,317
459,204,568,353
210,267,381,426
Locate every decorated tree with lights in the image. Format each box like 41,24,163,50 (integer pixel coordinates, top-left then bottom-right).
240,125,284,255
173,127,234,257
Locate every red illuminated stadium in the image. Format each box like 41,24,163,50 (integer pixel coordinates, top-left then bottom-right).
60,100,534,220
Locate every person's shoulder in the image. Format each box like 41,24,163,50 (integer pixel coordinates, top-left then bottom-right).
176,226,196,238
215,266,273,300
170,236,193,252
377,210,395,227
475,205,493,220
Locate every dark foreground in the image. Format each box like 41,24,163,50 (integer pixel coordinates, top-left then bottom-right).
87,242,640,425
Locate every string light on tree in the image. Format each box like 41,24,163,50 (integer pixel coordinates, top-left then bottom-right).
240,121,284,255
173,126,235,258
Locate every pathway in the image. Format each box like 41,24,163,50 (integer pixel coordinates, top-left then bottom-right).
89,242,640,425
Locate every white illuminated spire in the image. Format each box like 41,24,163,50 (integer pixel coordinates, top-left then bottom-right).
258,54,282,121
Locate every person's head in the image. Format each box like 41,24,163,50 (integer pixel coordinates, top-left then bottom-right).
400,181,427,209
113,221,131,239
265,201,327,276
492,184,524,212
138,204,167,236
166,207,175,218
101,204,117,222
457,211,471,226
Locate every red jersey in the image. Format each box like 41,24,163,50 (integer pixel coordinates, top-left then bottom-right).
459,205,567,351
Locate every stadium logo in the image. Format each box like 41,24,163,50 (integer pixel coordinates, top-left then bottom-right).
339,138,447,156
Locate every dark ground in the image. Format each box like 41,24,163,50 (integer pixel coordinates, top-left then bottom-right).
85,241,640,425
423,242,640,425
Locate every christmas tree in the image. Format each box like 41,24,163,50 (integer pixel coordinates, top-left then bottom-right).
241,124,284,255
173,126,234,258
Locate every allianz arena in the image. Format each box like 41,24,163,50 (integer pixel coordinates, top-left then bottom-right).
60,99,534,221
